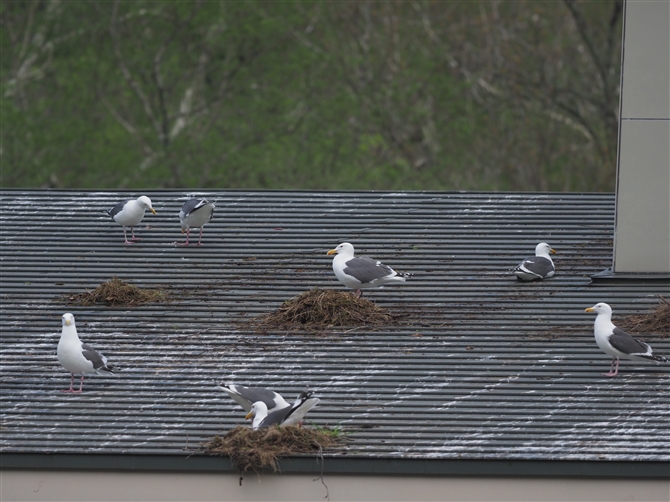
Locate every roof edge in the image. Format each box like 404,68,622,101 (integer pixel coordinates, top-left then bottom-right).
2,454,669,479
591,267,670,280
0,188,615,196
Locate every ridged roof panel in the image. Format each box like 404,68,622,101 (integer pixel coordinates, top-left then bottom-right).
1,190,668,463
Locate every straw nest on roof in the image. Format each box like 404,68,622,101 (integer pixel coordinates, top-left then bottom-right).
619,296,670,337
65,276,168,307
257,288,403,329
203,425,343,473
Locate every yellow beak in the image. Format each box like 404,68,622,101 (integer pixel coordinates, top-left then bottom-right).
327,249,337,255
245,411,254,420
585,307,595,313
550,249,557,254
150,208,157,215
65,319,72,325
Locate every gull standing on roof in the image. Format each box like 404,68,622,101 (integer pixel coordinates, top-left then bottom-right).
57,313,115,393
585,302,668,377
246,391,320,429
217,383,290,413
178,198,215,246
107,196,157,245
514,242,556,281
327,242,411,297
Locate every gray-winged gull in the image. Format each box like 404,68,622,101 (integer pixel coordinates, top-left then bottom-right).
57,313,115,393
245,391,320,429
514,242,556,281
585,302,668,377
179,198,215,246
218,383,289,413
107,196,157,245
327,242,411,297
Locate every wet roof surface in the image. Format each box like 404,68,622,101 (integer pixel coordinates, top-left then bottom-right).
1,190,669,464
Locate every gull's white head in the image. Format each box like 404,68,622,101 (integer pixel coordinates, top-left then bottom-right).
327,242,355,256
62,313,75,327
535,242,556,256
585,302,612,315
137,196,157,215
245,401,268,420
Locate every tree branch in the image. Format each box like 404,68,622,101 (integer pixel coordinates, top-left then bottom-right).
563,0,608,89
109,0,162,140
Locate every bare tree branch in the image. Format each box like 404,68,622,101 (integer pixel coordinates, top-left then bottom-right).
109,0,162,139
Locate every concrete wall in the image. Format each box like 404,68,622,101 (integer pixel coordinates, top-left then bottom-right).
613,0,670,273
2,470,670,502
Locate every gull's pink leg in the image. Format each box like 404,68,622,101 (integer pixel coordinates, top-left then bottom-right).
355,289,362,298
77,375,84,393
122,228,134,245
196,227,204,246
178,228,191,246
604,358,619,377
130,227,141,241
63,374,76,393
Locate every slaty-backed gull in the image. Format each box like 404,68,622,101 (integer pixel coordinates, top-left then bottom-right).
514,242,556,281
107,196,157,245
57,313,115,393
327,242,411,297
245,391,320,429
179,198,215,246
585,302,668,377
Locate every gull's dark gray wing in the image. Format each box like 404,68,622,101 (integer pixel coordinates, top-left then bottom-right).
181,199,201,216
259,391,319,428
608,328,653,357
219,384,288,412
107,200,130,219
343,257,394,284
258,406,293,428
515,256,554,278
81,343,114,373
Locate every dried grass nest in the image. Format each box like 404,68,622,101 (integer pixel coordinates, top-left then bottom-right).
257,288,403,329
65,276,168,307
203,425,342,473
618,296,670,337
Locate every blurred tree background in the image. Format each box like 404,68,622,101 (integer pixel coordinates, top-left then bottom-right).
1,0,623,191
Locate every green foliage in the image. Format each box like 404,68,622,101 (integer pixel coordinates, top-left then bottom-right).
1,1,622,191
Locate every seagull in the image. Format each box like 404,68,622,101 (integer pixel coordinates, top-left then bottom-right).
585,302,668,377
217,383,290,414
514,242,556,281
107,196,157,245
327,242,411,297
245,391,320,429
57,313,115,393
178,198,215,246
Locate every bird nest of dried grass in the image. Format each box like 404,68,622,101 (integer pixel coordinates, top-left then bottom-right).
618,296,670,338
65,276,168,307
257,288,403,329
203,425,343,473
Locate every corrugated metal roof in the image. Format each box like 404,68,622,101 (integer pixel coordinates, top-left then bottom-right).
1,190,669,470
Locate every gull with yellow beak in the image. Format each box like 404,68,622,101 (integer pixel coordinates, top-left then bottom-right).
514,242,556,281
107,195,157,245
585,302,668,377
327,242,411,297
57,313,116,393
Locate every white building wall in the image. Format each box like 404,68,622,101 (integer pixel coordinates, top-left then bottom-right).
2,470,670,502
614,0,670,273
